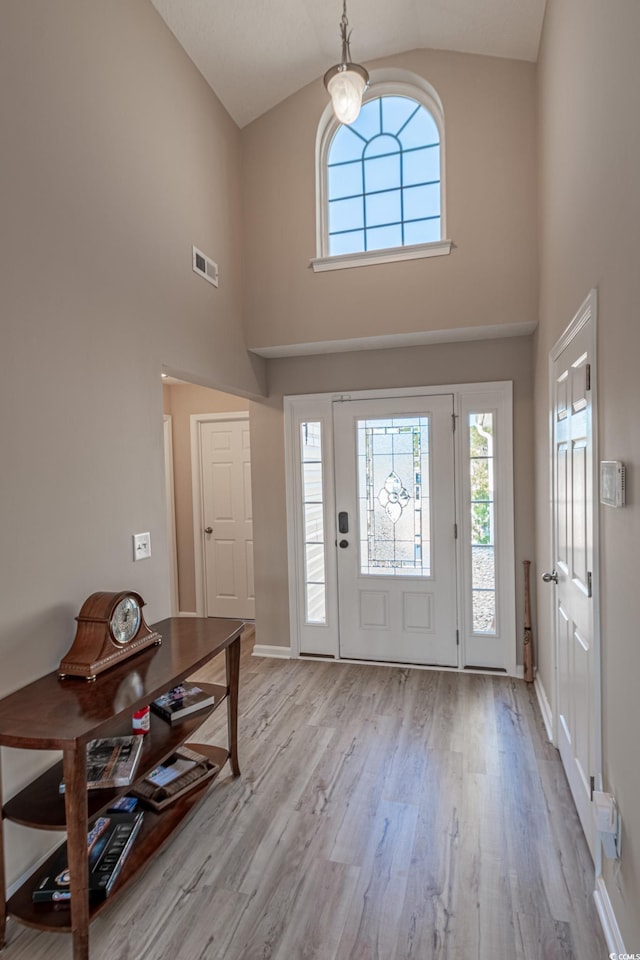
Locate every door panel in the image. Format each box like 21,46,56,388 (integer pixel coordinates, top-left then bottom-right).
333,395,457,666
572,439,588,589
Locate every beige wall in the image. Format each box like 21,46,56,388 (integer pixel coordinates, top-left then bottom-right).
536,0,640,946
251,336,535,657
0,0,264,882
164,383,250,612
242,48,538,353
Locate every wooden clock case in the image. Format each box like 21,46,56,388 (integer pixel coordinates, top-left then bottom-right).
58,591,161,680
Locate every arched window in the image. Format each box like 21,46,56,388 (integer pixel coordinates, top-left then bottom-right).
313,72,451,272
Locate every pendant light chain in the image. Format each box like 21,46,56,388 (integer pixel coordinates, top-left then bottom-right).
324,0,370,124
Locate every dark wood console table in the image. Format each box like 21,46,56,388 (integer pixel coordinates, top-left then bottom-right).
0,617,243,960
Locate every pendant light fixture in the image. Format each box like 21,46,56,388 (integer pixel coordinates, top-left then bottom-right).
323,0,369,125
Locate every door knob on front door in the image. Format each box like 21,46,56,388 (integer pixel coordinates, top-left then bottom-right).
542,570,558,584
204,526,213,535
339,540,349,549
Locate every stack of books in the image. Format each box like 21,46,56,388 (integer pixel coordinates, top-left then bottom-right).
32,810,144,903
151,684,215,723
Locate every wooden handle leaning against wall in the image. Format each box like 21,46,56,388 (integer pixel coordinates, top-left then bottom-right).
522,560,534,683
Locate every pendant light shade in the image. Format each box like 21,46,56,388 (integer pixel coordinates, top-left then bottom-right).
324,1,369,125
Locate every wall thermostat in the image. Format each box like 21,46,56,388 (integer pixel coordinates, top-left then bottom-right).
600,460,626,507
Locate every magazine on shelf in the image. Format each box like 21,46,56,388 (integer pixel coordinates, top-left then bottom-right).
151,683,215,723
59,736,144,794
32,811,144,903
132,746,220,811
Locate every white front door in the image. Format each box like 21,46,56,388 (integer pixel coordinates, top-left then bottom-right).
333,395,458,666
550,301,597,856
201,417,255,619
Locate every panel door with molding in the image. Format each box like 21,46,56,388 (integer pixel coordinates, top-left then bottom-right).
550,318,596,855
201,418,255,619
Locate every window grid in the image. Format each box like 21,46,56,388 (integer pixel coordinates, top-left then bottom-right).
468,413,497,636
397,99,412,244
329,140,439,170
327,96,441,255
330,212,441,239
300,422,327,625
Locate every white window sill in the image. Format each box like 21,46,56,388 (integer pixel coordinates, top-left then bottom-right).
310,239,453,273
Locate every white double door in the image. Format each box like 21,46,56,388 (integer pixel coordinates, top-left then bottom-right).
333,394,458,666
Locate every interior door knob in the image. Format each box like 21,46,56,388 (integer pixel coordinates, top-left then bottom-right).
204,526,213,535
339,539,349,548
542,570,558,584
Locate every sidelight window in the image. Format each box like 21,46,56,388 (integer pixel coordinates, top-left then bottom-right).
301,422,327,624
469,413,497,634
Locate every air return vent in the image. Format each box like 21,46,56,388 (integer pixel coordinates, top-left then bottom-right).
192,246,218,287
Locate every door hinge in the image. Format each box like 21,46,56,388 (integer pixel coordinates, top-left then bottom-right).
456,629,460,646
452,413,457,433
585,363,591,392
587,571,592,598
590,775,595,801
454,522,458,540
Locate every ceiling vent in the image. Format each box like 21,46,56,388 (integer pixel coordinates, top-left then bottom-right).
192,246,218,287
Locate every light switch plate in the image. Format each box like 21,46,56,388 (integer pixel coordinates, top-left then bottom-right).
133,532,151,561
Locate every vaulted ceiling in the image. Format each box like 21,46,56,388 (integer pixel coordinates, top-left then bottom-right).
150,0,548,128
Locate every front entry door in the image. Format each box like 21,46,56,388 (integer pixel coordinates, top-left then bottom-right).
550,305,597,856
333,395,458,666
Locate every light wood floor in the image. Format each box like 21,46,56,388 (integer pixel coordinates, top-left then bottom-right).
4,631,606,960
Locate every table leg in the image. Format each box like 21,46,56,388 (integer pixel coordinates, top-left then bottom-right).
63,743,90,960
226,632,241,776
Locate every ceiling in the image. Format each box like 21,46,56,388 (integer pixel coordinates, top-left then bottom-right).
150,0,548,129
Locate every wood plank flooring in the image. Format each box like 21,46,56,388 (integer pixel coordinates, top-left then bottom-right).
3,631,606,959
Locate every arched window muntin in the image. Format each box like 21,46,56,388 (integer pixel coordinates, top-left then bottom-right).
315,70,449,267
328,97,441,255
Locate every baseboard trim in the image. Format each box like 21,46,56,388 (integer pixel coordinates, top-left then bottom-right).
178,611,198,618
594,875,626,954
252,644,291,659
534,672,554,742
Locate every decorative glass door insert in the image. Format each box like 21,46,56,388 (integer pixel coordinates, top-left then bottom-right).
357,417,431,577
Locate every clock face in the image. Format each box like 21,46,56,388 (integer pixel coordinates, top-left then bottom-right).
110,596,141,645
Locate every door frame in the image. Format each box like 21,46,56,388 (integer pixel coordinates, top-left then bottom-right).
190,411,250,618
163,415,180,616
284,382,516,674
547,290,602,807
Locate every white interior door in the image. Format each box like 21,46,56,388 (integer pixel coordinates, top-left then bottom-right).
333,395,458,666
201,417,255,619
550,309,597,855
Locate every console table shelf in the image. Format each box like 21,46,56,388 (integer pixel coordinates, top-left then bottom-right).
0,617,243,960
